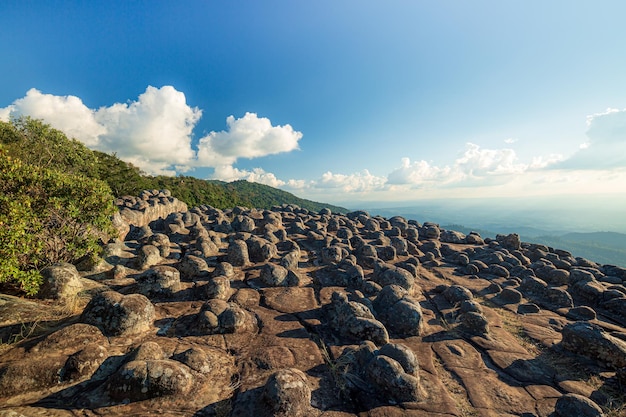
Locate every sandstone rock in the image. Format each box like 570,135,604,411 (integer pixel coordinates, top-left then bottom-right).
325,291,388,346
373,285,424,336
177,254,210,280
228,239,250,267
554,393,605,417
137,265,181,297
38,262,84,302
260,368,312,417
137,244,162,270
81,291,155,336
107,359,193,401
561,321,626,369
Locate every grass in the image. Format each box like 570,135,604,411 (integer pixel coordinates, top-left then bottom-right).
0,292,87,354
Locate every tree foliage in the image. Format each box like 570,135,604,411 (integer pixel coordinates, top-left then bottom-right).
0,120,117,295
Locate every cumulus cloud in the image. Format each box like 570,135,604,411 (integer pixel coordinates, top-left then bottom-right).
211,165,286,188
0,88,106,146
316,170,387,192
386,143,562,189
0,87,302,177
560,107,626,169
197,112,302,166
94,86,201,169
387,157,453,185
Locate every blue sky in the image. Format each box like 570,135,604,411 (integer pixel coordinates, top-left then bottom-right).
1,1,626,207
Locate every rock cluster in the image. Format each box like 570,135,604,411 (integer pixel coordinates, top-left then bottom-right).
1,191,625,416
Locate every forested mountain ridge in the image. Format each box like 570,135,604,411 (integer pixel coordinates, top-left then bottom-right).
0,117,346,213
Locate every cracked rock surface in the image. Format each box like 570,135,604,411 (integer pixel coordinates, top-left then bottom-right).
1,191,625,416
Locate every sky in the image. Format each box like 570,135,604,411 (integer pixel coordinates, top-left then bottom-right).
1,1,626,209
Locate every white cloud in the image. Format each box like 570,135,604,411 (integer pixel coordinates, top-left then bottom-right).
0,88,105,146
211,165,286,188
0,87,302,177
94,86,201,169
455,143,527,176
316,170,387,192
197,112,302,166
556,107,626,169
387,157,453,185
504,137,518,144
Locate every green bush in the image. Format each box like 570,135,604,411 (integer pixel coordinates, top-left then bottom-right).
0,148,116,295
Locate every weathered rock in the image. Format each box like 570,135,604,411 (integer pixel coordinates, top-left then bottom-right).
81,291,155,336
260,368,313,417
325,291,389,346
373,285,424,336
561,321,626,369
228,239,250,267
137,265,181,297
38,262,84,302
554,393,605,417
177,254,210,280
107,359,193,401
137,244,162,270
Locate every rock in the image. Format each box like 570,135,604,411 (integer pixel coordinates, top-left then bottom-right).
566,306,597,321
137,244,162,270
228,240,250,267
561,322,626,369
554,393,605,417
325,291,389,346
204,276,234,300
260,368,312,417
517,303,540,314
147,233,171,257
107,359,193,401
496,233,521,250
260,263,290,287
373,285,424,336
443,285,473,303
38,262,84,302
137,265,181,297
459,311,490,336
496,288,523,304
177,254,210,280
81,291,155,336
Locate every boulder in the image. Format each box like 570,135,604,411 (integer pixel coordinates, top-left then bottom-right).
38,262,84,302
81,291,155,336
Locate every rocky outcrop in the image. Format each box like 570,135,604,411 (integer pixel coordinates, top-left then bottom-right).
1,192,624,416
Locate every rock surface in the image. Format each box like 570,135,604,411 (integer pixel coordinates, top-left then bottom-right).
1,191,624,416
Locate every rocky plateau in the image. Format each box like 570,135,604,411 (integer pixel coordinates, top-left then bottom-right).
0,189,625,417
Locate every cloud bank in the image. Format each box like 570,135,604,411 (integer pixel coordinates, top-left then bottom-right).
0,87,303,176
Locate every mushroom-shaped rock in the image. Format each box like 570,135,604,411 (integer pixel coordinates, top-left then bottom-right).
326,292,388,346
107,359,193,402
81,291,155,336
38,262,84,302
260,263,300,287
228,240,250,267
260,368,312,417
137,265,181,297
555,393,605,417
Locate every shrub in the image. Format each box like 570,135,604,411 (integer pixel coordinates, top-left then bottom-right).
0,148,116,295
